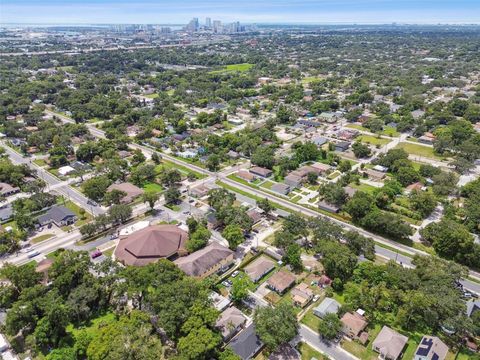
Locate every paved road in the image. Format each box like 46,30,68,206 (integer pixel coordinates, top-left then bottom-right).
0,141,105,216
300,325,358,360
51,110,480,294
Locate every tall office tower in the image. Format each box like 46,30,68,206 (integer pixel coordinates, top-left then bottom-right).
213,20,221,33
186,17,199,32
205,17,212,28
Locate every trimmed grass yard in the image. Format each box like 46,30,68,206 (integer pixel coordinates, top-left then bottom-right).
156,160,206,179
298,342,328,360
31,233,55,244
144,93,159,99
346,123,369,132
358,135,391,146
381,126,400,137
33,158,47,167
143,182,163,193
327,171,341,180
395,142,444,160
301,308,322,331
210,63,254,74
64,200,92,227
350,182,378,194
260,180,275,189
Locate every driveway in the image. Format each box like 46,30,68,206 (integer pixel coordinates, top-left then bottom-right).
299,325,358,360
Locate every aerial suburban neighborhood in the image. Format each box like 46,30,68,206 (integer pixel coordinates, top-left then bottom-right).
0,3,480,360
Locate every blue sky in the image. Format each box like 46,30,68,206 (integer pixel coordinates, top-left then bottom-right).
1,0,479,25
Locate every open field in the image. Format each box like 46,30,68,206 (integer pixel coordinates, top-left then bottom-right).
210,63,254,74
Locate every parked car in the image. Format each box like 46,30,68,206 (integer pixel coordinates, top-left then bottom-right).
232,270,239,278
90,250,102,259
313,294,320,302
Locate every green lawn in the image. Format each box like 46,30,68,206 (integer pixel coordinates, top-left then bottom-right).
350,182,378,194
327,171,341,180
143,93,159,99
66,312,116,338
210,63,254,74
298,342,328,360
340,324,382,360
381,126,400,137
346,124,369,132
143,182,163,193
33,158,47,167
395,142,442,160
301,308,322,331
64,200,92,227
358,135,391,146
260,180,275,189
156,160,206,179
31,233,55,244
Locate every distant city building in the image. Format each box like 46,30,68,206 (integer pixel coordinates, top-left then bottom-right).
205,17,212,28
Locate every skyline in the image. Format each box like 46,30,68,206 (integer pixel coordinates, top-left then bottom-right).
1,0,480,25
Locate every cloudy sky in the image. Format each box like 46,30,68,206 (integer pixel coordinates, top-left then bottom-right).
2,0,480,25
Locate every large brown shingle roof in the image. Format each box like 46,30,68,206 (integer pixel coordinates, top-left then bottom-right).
114,225,187,266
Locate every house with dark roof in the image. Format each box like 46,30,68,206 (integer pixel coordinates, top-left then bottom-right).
268,344,301,360
414,336,448,360
229,324,263,360
114,225,188,266
0,204,13,222
174,242,234,278
271,183,290,195
284,174,303,189
466,299,480,318
250,166,273,178
334,141,351,152
37,205,76,227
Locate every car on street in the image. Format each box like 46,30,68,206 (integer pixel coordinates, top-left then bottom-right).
27,250,40,258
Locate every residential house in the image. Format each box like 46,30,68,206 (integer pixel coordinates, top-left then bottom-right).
311,162,332,174
229,324,263,360
0,204,13,222
372,326,408,360
297,119,322,127
207,213,221,230
190,184,211,198
284,174,303,189
267,270,296,294
57,166,75,177
466,299,480,318
314,297,341,318
418,132,436,145
237,170,257,182
36,258,54,285
319,112,338,123
209,292,231,312
312,136,328,147
340,312,368,339
373,165,388,173
244,256,275,282
37,205,76,227
344,186,358,198
174,242,234,278
107,182,144,204
291,283,314,308
365,168,386,181
247,209,263,225
227,150,240,159
216,306,247,341
406,182,425,193
414,336,449,360
0,183,20,197
271,183,290,195
318,201,340,213
250,166,273,178
335,141,351,152
268,344,301,360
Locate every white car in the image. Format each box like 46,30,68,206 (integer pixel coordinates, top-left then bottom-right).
313,294,320,302
232,270,239,278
